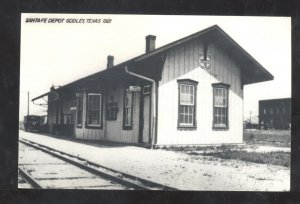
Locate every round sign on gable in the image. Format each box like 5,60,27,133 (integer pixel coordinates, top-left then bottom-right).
199,54,211,70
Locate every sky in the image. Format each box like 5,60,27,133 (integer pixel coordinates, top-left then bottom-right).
20,14,291,122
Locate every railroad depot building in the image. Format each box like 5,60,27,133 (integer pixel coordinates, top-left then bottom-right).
259,98,291,130
32,25,273,147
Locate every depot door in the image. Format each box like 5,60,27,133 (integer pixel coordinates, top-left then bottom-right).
142,94,151,143
139,85,151,144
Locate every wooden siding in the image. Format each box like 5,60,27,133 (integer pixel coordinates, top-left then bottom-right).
60,94,76,121
47,100,58,133
47,92,76,134
75,90,105,140
105,86,140,143
157,38,243,145
74,86,140,143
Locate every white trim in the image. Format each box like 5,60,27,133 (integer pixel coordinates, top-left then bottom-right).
179,84,195,106
86,93,102,126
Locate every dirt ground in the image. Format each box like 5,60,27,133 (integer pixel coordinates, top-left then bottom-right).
244,129,291,147
19,130,290,191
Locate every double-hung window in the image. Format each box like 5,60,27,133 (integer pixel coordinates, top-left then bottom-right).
86,93,102,128
178,79,198,128
212,84,229,129
123,89,133,129
76,93,83,127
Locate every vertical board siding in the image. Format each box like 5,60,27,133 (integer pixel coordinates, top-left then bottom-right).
170,50,175,81
47,100,58,133
184,42,190,75
189,42,194,73
179,46,185,76
49,84,141,142
75,90,104,141
174,48,180,78
61,95,76,137
106,88,122,142
48,101,57,124
158,38,243,145
48,94,76,135
106,86,140,144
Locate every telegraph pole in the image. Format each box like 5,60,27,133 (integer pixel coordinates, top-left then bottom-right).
27,91,29,116
249,111,252,124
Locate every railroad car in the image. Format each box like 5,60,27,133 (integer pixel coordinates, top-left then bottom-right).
23,115,48,132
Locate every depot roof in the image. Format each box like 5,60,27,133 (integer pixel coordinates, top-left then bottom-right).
32,25,273,102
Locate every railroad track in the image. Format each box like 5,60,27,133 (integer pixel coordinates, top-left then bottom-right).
19,138,177,190
18,167,42,189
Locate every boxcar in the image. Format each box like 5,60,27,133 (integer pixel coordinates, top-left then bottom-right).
23,115,48,132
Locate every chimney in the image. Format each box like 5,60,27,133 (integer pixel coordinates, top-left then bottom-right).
107,55,114,69
145,35,156,53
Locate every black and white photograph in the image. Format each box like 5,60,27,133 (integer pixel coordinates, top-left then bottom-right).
18,14,291,191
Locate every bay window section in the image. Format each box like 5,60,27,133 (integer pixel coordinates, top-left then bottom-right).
86,93,102,128
212,84,229,129
177,79,198,129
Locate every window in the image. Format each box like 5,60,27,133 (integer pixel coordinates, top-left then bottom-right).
263,108,266,115
212,84,229,129
123,89,133,129
76,94,83,127
63,114,72,124
270,108,273,114
178,79,198,128
86,93,102,128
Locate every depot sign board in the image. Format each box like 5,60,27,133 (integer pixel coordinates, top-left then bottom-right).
70,107,76,111
129,86,141,92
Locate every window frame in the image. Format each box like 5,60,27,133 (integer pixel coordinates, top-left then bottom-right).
85,92,103,129
123,89,134,130
63,114,72,125
76,93,83,128
212,83,230,130
177,79,198,129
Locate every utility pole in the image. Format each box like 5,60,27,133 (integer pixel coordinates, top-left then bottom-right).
27,91,29,116
249,111,252,124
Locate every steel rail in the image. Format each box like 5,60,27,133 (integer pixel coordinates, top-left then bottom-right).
19,139,177,190
18,167,43,189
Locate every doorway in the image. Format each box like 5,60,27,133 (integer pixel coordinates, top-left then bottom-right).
139,85,151,144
